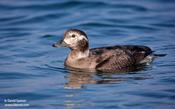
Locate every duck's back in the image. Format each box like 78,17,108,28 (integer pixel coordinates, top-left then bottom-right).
90,45,153,71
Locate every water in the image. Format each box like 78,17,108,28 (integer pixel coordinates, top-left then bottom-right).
0,0,175,109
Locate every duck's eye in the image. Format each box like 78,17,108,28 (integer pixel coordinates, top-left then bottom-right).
71,34,76,38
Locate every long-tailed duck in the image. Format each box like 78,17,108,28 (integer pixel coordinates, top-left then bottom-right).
52,29,163,72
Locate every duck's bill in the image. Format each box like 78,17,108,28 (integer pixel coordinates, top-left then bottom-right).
52,40,68,48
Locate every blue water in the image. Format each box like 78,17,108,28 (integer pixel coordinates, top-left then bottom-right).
0,0,175,109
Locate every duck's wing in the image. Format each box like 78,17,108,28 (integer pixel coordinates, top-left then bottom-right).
120,45,153,63
90,45,153,71
94,49,135,71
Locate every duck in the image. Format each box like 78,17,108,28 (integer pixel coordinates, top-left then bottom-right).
52,29,162,72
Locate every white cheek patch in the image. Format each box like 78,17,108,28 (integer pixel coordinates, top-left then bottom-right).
64,38,72,44
64,36,78,46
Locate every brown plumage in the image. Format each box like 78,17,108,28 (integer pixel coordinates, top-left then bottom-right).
52,29,155,72
90,45,152,71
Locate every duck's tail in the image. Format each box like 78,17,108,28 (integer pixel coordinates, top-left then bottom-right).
139,53,166,65
153,53,167,57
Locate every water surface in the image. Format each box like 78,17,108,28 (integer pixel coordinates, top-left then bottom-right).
0,0,175,109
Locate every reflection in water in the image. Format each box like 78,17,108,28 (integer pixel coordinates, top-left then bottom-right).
64,66,151,89
65,71,96,89
63,67,152,109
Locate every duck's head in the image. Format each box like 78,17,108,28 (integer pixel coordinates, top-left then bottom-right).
53,29,89,52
